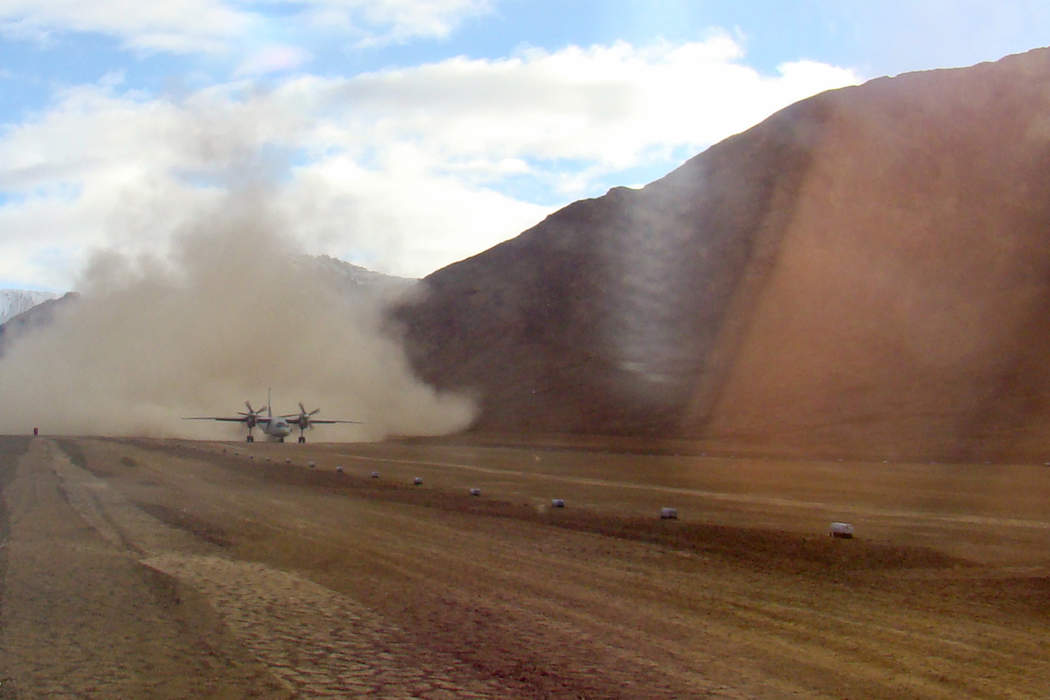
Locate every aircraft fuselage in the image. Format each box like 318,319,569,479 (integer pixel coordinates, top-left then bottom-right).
262,417,291,440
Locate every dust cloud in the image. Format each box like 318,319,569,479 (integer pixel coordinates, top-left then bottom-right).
0,190,476,440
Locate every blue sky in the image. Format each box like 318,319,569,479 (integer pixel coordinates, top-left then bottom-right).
0,0,1046,290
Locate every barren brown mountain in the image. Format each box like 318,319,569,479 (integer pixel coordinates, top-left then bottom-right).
394,48,1050,462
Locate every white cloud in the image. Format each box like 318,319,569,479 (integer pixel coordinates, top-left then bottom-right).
279,152,549,277
234,44,313,77
293,0,492,46
290,35,861,185
0,0,254,53
0,0,491,55
0,35,862,289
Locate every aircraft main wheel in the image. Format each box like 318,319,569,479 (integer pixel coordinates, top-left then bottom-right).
298,436,306,444
246,435,254,443
279,437,284,443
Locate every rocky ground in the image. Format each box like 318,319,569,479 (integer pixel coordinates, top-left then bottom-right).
1,435,1048,698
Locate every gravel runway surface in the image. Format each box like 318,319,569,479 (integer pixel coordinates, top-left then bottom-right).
1,435,1048,697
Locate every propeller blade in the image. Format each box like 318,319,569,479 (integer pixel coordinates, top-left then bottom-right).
309,408,320,416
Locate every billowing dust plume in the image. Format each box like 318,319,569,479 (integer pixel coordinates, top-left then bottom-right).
0,191,476,441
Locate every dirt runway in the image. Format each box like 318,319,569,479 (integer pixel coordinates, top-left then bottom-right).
1,435,1048,698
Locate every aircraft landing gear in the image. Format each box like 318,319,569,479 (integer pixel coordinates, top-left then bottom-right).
246,434,254,443
278,437,284,443
298,436,306,444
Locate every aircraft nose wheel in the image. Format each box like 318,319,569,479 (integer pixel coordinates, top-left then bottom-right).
246,435,254,443
298,436,306,444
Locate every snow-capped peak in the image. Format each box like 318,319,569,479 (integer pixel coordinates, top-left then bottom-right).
0,290,59,325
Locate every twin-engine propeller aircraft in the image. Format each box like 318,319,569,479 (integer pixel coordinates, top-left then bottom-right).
184,392,360,443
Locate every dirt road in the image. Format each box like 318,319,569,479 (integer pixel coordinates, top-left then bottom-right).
1,436,1048,697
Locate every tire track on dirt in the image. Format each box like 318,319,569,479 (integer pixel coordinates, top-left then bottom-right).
244,494,790,697
53,439,517,698
74,437,1050,697
242,484,1048,699
0,437,29,700
141,553,509,699
0,439,288,698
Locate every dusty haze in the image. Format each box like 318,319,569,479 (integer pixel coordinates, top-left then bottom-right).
0,190,475,440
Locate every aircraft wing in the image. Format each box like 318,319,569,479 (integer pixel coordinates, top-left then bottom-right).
182,416,249,422
279,416,362,425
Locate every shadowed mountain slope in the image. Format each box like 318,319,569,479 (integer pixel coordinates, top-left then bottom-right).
395,48,1050,461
